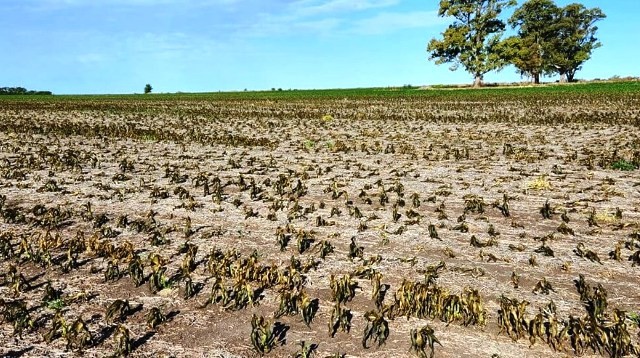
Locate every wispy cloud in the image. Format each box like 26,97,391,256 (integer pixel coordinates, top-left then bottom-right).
238,0,410,37
18,0,441,38
20,0,239,11
243,8,446,37
105,31,237,60
352,10,447,35
30,0,238,5
242,13,343,37
289,0,399,16
76,52,107,64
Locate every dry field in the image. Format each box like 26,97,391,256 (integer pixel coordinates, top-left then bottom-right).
0,85,639,358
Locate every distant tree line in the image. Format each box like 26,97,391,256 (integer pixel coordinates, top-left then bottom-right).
0,87,53,95
427,0,606,87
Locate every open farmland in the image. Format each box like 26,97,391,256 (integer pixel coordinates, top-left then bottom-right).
0,82,640,358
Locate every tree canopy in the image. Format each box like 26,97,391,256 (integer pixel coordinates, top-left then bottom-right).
0,87,52,95
547,3,606,82
428,0,606,86
499,0,559,84
427,0,517,87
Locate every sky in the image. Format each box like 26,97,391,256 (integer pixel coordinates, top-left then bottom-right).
2,0,639,94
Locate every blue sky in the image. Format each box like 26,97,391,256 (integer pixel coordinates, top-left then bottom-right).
2,0,638,94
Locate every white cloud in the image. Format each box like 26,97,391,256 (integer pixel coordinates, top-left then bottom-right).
23,0,239,11
289,0,399,17
66,31,237,68
20,0,445,42
77,52,107,64
294,18,343,32
245,8,447,37
352,11,448,34
242,13,343,37
240,0,400,37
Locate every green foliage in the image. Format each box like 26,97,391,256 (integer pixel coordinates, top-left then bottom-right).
429,0,606,85
303,140,315,151
2,81,638,102
548,4,606,82
497,36,543,83
428,0,517,87
628,312,640,327
611,159,637,171
0,87,52,95
499,0,559,83
46,298,66,311
502,0,606,83
144,84,153,94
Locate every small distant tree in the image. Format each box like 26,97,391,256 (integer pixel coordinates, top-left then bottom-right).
144,84,153,94
0,87,51,95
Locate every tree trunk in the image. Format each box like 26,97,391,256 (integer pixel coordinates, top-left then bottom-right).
559,73,567,83
473,75,483,88
534,73,540,85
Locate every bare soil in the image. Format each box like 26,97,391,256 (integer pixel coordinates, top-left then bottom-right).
0,93,639,358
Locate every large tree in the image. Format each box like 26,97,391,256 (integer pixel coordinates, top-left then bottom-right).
547,3,606,83
427,0,517,87
500,0,560,84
